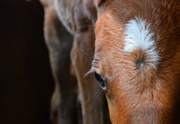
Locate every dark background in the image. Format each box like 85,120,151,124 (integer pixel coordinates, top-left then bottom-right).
0,0,54,124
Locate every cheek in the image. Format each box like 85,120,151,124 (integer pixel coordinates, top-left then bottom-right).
106,97,132,124
105,87,121,123
106,96,123,124
105,82,132,124
106,96,116,122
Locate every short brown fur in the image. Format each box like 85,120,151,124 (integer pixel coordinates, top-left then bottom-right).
92,0,180,123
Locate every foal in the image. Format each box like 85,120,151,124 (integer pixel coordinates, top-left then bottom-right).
90,0,180,123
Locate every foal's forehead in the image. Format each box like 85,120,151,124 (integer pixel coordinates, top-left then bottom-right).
94,16,159,78
93,0,179,75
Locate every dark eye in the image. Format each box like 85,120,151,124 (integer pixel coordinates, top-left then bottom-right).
94,72,107,90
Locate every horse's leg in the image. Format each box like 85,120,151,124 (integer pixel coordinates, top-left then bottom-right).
43,5,78,124
71,2,104,124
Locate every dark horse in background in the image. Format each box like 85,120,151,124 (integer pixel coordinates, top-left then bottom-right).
39,0,105,124
40,0,180,124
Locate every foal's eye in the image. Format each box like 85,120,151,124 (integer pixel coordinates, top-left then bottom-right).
94,72,107,90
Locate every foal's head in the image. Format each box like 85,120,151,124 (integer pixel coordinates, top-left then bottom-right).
88,0,180,123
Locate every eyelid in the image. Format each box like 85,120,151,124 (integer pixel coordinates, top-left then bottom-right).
83,66,101,78
92,59,102,74
92,66,102,75
92,66,113,82
91,66,107,82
